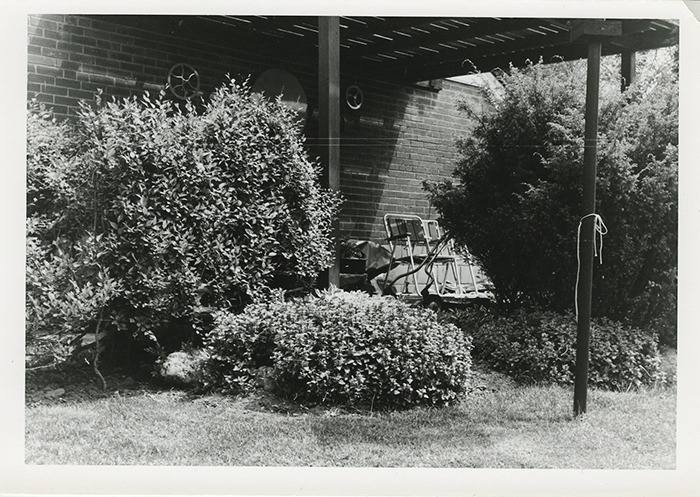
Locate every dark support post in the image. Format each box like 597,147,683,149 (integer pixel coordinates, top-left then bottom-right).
318,16,341,288
621,50,636,92
574,40,602,416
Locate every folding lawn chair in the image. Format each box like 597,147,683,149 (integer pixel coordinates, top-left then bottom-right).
381,213,489,308
422,219,487,297
381,214,461,302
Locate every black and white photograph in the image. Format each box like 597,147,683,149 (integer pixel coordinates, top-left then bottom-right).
2,1,700,496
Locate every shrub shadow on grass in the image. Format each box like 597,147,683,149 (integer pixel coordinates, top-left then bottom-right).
308,409,492,450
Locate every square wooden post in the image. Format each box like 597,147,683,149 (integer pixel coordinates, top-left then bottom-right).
318,16,341,288
621,50,636,91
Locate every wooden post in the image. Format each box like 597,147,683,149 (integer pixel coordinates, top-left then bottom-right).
621,50,636,92
318,16,341,288
569,19,621,416
574,39,602,416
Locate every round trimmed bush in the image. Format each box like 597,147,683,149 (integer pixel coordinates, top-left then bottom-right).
203,290,473,409
450,307,664,390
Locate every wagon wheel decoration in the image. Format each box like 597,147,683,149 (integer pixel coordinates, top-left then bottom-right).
167,63,200,100
345,84,363,110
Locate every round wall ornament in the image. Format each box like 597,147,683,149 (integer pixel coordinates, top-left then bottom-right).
167,63,200,100
345,84,363,110
252,68,308,125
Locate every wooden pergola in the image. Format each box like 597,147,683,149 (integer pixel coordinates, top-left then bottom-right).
146,16,678,81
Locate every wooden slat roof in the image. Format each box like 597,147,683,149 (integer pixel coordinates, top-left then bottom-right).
106,15,679,83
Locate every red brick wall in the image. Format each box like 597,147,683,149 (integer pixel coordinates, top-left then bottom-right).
27,14,490,242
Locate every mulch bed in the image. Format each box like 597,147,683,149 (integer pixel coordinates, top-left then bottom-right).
25,363,157,406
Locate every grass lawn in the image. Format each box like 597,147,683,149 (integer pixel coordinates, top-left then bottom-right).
25,364,676,468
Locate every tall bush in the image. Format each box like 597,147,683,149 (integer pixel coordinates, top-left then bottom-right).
426,49,677,344
26,80,340,367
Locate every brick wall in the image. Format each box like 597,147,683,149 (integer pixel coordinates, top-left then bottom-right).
336,79,488,241
27,14,490,242
27,14,290,119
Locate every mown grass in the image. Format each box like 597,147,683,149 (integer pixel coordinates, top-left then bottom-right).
25,370,676,468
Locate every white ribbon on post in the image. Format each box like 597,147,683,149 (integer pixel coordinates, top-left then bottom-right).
575,213,608,320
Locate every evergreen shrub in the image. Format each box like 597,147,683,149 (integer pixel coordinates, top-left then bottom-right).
449,307,664,390
203,290,473,409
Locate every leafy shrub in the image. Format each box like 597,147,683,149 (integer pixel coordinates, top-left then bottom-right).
426,49,677,346
26,80,340,368
25,244,122,367
26,101,79,223
203,290,473,409
26,103,82,349
449,307,664,390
